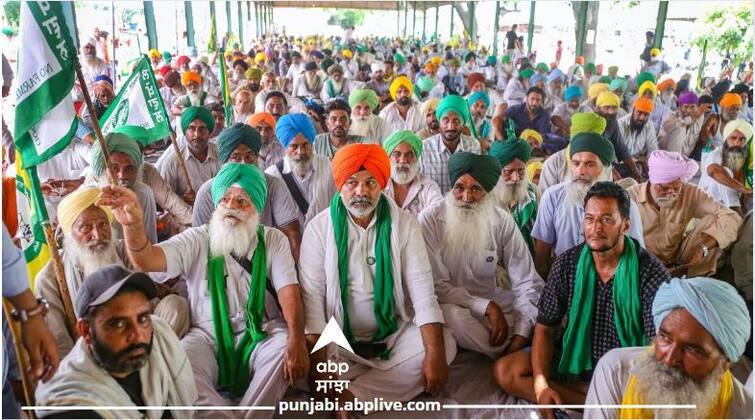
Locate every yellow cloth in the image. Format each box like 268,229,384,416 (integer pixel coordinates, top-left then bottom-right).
430,56,441,66
526,161,543,183
149,48,161,59
520,129,543,145
181,71,202,86
342,49,353,59
596,91,621,107
389,76,413,101
254,52,266,63
619,370,733,419
588,83,609,99
638,81,657,98
57,186,113,235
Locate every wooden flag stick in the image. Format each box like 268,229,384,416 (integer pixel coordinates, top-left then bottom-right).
169,132,194,194
42,221,77,339
2,301,36,412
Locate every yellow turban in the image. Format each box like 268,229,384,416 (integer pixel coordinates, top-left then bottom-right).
596,91,621,107
520,129,543,145
430,56,442,66
181,70,202,86
389,76,413,101
587,83,609,99
148,48,161,59
342,49,353,59
526,161,543,184
650,48,661,57
638,80,657,98
254,52,266,63
57,186,113,236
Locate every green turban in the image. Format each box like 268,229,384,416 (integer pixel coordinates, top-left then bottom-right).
348,88,379,110
181,106,215,133
570,112,607,139
598,75,611,84
501,55,512,64
519,68,534,79
585,62,596,74
393,53,406,65
162,51,172,63
448,152,501,193
489,139,532,168
91,132,143,178
636,71,656,88
569,132,615,166
415,76,435,94
217,123,262,163
383,130,423,157
536,62,550,73
436,94,472,125
211,163,268,212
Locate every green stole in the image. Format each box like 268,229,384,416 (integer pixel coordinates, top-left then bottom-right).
326,79,343,98
330,193,398,359
558,237,646,375
182,91,208,108
511,184,537,255
207,225,268,398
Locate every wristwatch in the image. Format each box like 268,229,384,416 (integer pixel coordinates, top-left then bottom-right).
701,245,710,258
11,298,50,322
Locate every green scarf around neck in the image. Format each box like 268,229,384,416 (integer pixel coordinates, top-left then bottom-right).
511,184,537,255
326,79,343,98
330,193,397,359
559,236,646,375
207,224,267,398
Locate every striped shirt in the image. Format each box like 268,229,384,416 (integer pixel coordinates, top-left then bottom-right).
420,133,482,195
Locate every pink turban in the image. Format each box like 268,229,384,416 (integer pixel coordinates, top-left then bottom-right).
648,150,699,184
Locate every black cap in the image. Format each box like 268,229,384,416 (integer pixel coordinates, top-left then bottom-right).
75,265,158,318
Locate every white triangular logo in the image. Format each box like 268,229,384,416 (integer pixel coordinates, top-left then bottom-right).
311,317,355,354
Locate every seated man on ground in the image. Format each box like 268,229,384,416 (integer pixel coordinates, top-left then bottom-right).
248,112,285,168
699,120,753,215
495,182,669,417
313,99,367,159
348,88,389,144
585,277,752,419
35,265,197,419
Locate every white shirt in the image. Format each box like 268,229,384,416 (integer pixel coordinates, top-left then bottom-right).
699,147,742,208
349,114,389,144
383,174,443,217
617,113,658,159
379,102,424,134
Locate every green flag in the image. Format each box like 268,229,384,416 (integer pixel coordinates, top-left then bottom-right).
208,2,217,52
100,55,172,145
13,1,78,168
218,49,233,126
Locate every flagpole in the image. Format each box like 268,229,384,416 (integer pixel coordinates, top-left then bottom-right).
42,219,78,338
3,302,36,408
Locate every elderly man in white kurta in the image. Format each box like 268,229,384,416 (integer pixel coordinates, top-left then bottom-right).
97,163,309,418
379,76,424,134
299,144,456,405
420,152,543,360
349,89,389,144
382,131,443,217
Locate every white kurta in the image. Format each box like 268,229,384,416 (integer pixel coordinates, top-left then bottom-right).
537,149,613,194
658,112,705,157
699,147,743,208
379,102,424,134
349,114,389,144
383,175,443,217
617,113,658,159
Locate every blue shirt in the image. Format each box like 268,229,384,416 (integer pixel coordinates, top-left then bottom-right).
505,102,552,137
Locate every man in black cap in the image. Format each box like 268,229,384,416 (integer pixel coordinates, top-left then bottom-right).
35,265,197,419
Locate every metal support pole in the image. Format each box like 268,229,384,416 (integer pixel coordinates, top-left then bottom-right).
493,1,501,55
226,0,232,40
575,1,588,57
434,4,439,40
422,8,426,41
412,2,416,38
185,1,195,49
469,2,475,43
143,1,158,50
450,5,454,38
238,0,244,47
403,1,408,38
527,1,536,54
209,1,217,49
269,2,273,33
397,2,400,37
653,1,669,49
255,2,261,38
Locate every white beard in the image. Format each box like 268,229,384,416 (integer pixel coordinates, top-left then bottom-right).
341,193,377,219
285,154,313,179
564,176,595,207
631,351,724,419
723,149,746,172
443,193,495,258
63,232,119,277
390,161,420,185
650,187,681,208
208,206,260,257
349,114,373,138
492,179,528,209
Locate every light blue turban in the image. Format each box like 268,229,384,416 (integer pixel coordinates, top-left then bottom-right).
467,91,490,108
609,78,628,92
564,85,582,101
547,69,565,84
274,113,316,148
529,73,547,86
652,277,751,361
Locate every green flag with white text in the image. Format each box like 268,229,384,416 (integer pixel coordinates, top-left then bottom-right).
13,1,78,168
100,55,172,145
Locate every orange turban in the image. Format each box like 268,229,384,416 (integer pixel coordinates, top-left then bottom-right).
181,70,202,86
575,56,585,65
634,98,654,113
332,144,391,190
423,62,438,73
657,78,676,92
720,93,743,107
247,112,276,129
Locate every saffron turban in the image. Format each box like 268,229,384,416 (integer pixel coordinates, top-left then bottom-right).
633,98,654,114
609,78,628,92
57,186,113,235
564,85,582,101
90,132,143,178
657,78,676,91
575,56,585,65
526,161,543,184
180,106,215,133
420,98,440,117
211,163,268,213
348,89,379,110
596,91,620,107
247,112,276,129
636,71,656,87
217,123,262,163
648,150,699,184
467,72,485,90
275,113,316,148
720,92,743,107
570,132,615,166
637,81,657,98
332,144,391,190
423,62,438,74
570,112,607,138
389,76,413,101
722,120,753,141
467,91,490,108
587,83,609,99
436,95,472,125
383,130,423,157
677,91,699,105
520,129,543,145
181,70,202,87
490,138,532,168
653,277,751,361
448,152,501,193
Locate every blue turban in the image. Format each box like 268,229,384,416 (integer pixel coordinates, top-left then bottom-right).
467,91,490,108
94,74,113,85
609,78,628,92
652,277,751,362
529,73,547,86
547,69,565,84
275,113,316,148
564,85,582,101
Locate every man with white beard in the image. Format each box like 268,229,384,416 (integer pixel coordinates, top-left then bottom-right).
657,78,677,110
699,120,753,214
585,277,752,419
419,152,543,361
170,71,217,116
543,69,566,114
320,64,356,102
266,113,337,230
489,139,539,254
628,151,741,277
74,38,110,102
97,163,309,417
299,144,456,410
35,187,189,358
292,61,324,98
348,88,389,143
382,131,442,216
658,92,708,156
531,132,646,279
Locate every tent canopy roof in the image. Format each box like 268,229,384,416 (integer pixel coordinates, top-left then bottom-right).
271,1,451,11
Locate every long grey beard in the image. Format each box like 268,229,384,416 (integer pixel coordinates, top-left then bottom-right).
443,193,494,258
723,149,745,173
349,115,372,138
285,155,313,179
209,207,259,257
631,351,724,419
63,232,119,277
492,179,528,209
187,92,203,107
390,161,420,185
564,177,595,207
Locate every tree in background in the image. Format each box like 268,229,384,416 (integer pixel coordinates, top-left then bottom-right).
327,9,366,30
693,4,753,67
3,1,20,31
570,1,600,63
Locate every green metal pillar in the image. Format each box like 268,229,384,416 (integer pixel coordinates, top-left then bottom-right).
269,2,273,33
450,5,454,38
397,2,401,37
527,1,535,54
468,2,475,43
575,1,588,57
262,2,267,35
209,1,217,49
493,1,500,55
653,1,668,49
184,1,195,49
422,7,426,41
403,1,408,38
143,1,158,49
434,4,439,40
412,2,416,38
237,1,243,47
226,0,232,40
